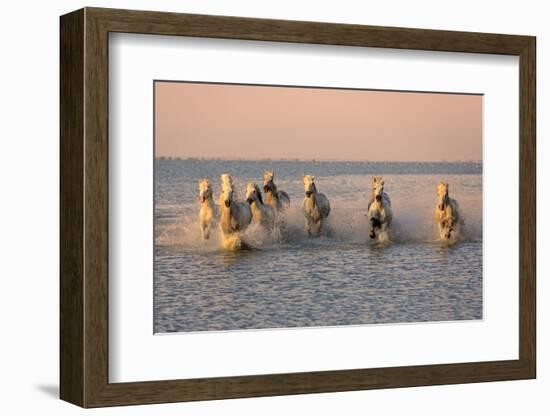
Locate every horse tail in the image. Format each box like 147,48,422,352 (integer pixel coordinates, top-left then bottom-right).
278,191,291,206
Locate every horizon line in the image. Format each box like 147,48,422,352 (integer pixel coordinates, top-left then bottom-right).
154,156,482,164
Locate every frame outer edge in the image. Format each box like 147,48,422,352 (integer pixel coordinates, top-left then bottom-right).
63,7,537,407
519,36,536,377
85,6,532,55
83,6,111,408
60,8,86,407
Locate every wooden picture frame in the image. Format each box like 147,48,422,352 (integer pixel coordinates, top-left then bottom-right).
60,7,536,408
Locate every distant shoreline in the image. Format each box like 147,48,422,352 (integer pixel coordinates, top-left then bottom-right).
154,157,482,164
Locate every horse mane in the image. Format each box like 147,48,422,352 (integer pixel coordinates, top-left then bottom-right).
221,174,233,193
442,193,450,210
311,182,317,194
254,184,264,205
264,171,277,194
437,182,450,210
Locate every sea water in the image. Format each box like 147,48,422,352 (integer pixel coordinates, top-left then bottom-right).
154,159,482,333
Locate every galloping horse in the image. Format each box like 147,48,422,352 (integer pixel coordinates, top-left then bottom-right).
434,182,461,240
367,176,393,240
263,170,290,212
198,178,216,240
219,174,252,239
302,175,331,236
245,182,276,231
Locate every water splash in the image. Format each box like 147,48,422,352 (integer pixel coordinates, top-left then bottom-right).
156,169,482,250
156,196,480,251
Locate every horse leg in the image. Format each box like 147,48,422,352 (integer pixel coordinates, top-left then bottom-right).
369,217,378,239
439,218,451,239
277,214,286,231
437,222,446,240
316,219,322,236
445,222,453,239
380,222,388,240
307,217,319,237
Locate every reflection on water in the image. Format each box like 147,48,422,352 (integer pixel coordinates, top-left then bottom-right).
154,160,482,333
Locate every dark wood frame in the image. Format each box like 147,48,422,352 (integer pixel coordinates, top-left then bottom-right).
60,7,536,408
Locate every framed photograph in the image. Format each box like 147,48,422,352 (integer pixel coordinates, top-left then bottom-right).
60,7,536,408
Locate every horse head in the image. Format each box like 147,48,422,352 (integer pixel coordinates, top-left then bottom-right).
263,170,275,193
372,176,385,202
198,179,212,203
220,174,234,208
437,182,449,210
303,175,317,198
245,182,263,205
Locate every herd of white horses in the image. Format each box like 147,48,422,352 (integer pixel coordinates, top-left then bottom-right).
198,171,461,249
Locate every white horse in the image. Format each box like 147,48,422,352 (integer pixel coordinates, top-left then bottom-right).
367,176,393,240
219,174,252,247
434,182,462,240
263,170,290,212
302,175,331,236
198,178,216,240
245,182,276,231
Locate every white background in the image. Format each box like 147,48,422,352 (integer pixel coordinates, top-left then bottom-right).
110,34,519,382
0,0,546,415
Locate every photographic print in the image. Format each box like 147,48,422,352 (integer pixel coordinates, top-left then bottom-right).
154,81,482,334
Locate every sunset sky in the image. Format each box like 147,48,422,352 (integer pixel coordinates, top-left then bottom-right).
155,81,482,162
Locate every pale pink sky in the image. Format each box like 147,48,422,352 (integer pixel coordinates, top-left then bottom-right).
155,82,482,162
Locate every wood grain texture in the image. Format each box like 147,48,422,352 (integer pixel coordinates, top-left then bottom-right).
59,8,84,407
89,7,532,54
59,7,537,408
83,11,110,407
518,38,536,376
